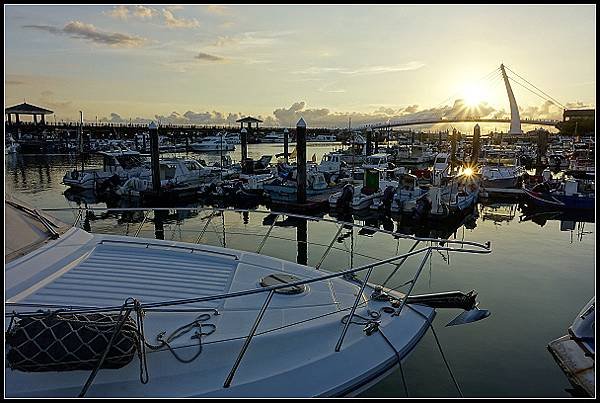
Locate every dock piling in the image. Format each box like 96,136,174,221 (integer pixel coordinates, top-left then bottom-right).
296,117,307,204
283,128,289,163
149,121,161,197
241,128,248,170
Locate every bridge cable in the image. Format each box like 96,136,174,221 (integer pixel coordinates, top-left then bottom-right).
504,65,566,109
431,67,501,111
507,77,563,110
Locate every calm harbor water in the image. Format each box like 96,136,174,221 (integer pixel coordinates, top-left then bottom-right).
4,144,595,397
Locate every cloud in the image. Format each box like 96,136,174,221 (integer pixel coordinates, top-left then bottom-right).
105,5,159,20
270,101,434,127
212,31,295,48
295,61,425,76
105,5,129,20
82,99,590,128
162,9,200,28
133,5,158,19
195,51,225,62
39,90,72,112
213,35,237,47
206,5,229,15
23,21,146,47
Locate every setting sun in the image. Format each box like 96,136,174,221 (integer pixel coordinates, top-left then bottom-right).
463,83,486,106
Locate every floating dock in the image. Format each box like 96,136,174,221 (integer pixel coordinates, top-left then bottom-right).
547,334,594,397
479,187,525,198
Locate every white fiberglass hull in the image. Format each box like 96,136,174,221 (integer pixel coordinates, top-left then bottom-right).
5,228,434,398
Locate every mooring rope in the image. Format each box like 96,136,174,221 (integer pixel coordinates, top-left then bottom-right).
407,305,464,397
378,328,410,397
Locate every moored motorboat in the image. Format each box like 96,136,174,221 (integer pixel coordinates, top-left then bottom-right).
62,150,150,191
5,199,492,398
522,173,594,210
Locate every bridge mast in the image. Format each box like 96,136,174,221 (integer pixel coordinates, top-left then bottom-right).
500,63,523,135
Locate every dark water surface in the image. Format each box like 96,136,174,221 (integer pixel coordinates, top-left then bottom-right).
4,146,595,397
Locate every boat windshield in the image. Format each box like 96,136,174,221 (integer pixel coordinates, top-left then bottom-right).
116,155,144,169
5,198,69,262
160,163,178,180
185,161,202,171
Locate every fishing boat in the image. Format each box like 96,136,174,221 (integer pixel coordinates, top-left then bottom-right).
409,172,479,222
547,298,594,397
478,150,524,189
522,173,595,210
329,169,398,211
386,173,429,214
317,153,347,175
362,153,391,170
62,150,150,191
5,198,492,397
394,144,436,165
263,170,332,202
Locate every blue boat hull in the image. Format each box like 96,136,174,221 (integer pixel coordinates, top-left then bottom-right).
523,188,595,210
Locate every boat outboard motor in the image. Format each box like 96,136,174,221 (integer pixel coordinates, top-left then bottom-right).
97,174,121,194
382,186,395,211
412,194,432,221
337,183,354,210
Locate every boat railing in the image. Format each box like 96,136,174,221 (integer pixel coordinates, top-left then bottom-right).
8,206,491,389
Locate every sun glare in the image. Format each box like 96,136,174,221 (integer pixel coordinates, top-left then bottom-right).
463,83,485,107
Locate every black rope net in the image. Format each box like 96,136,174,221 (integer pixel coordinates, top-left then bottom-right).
6,311,138,372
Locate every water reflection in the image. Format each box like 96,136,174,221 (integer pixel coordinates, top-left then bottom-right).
518,203,594,242
480,202,518,225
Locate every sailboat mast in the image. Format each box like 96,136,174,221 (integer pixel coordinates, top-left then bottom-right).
79,111,84,172
350,117,354,177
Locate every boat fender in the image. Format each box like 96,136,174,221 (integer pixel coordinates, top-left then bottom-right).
6,311,138,372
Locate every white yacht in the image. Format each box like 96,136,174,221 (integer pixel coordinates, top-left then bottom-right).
117,158,221,197
62,150,149,191
225,133,241,145
5,197,491,397
190,136,235,152
262,132,285,143
312,134,337,142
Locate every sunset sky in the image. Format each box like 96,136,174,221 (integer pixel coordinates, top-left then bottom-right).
4,4,596,127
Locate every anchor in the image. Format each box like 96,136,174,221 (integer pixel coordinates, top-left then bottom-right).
405,290,491,326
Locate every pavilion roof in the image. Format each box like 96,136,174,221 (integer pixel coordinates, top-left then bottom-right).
236,116,263,123
5,102,54,115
